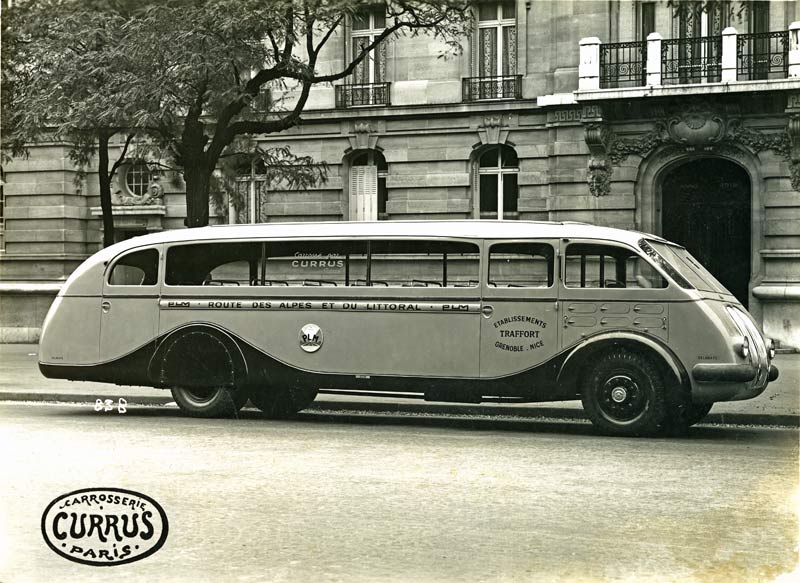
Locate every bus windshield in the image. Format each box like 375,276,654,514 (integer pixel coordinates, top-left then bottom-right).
642,240,730,294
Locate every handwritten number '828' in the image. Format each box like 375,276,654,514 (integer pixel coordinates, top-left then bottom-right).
94,398,127,413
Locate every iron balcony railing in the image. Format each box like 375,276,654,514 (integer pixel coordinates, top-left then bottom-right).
462,75,522,101
600,40,646,88
661,35,723,84
737,30,789,81
335,82,391,108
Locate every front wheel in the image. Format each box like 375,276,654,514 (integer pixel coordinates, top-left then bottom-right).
581,350,668,436
666,401,713,432
171,385,250,418
249,386,318,419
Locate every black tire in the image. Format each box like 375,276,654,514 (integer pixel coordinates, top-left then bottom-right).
581,349,668,436
171,385,250,418
249,386,318,419
666,401,713,432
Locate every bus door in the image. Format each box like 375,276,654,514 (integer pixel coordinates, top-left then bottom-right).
100,247,161,362
559,240,669,349
480,240,560,378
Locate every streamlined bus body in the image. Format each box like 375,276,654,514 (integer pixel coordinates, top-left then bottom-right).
39,221,778,435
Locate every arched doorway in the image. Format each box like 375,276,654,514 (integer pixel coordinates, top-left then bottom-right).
661,158,751,307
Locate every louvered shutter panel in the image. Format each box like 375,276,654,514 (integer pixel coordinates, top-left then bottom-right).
349,166,378,221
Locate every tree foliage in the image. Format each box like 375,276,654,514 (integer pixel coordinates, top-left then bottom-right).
2,0,145,246
3,0,471,230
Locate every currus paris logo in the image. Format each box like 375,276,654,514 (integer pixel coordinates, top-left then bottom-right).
41,487,168,566
299,323,323,353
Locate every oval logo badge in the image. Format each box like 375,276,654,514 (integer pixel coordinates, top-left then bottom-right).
299,323,323,353
41,487,168,566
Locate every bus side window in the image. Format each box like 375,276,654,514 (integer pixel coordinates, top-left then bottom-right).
489,243,554,288
368,240,480,288
264,240,367,287
108,249,159,286
564,244,666,289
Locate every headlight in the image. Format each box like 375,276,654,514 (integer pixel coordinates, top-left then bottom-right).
735,336,750,359
767,338,776,360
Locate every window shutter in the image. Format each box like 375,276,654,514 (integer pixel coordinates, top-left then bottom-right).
349,165,378,221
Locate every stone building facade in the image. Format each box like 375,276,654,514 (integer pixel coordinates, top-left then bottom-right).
2,0,800,348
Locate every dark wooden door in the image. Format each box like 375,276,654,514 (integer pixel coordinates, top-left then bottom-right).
661,159,751,307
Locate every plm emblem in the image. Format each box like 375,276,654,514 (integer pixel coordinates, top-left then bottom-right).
299,323,323,353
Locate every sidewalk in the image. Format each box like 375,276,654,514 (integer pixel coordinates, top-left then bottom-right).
1,344,798,426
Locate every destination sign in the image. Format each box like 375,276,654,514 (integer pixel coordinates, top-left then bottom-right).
159,299,481,314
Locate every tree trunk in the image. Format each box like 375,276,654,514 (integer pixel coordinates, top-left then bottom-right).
183,160,212,227
97,131,116,247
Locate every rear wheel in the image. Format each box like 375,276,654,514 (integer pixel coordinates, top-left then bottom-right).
171,385,250,418
249,386,318,419
581,349,668,436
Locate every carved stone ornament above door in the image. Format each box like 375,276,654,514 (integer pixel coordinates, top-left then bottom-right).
582,98,795,196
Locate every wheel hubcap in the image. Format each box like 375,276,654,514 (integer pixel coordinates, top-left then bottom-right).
597,374,647,423
182,387,217,405
610,386,628,403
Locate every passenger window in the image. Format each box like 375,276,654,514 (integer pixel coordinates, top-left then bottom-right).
109,249,158,286
206,261,252,286
489,243,554,288
368,240,480,288
263,240,367,287
165,240,480,288
166,243,260,286
565,244,666,289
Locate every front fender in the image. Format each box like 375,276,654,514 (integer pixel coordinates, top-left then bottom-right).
556,332,688,393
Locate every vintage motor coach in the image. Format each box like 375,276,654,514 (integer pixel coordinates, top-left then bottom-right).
39,221,779,436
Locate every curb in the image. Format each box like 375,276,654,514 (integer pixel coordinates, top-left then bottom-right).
1,391,797,428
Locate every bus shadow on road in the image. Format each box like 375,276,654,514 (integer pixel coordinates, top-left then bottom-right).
38,401,790,441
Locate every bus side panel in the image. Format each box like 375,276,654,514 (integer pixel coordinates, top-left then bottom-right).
39,296,101,365
157,307,480,378
479,300,559,379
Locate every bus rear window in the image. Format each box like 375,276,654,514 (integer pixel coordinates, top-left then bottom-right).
109,248,159,286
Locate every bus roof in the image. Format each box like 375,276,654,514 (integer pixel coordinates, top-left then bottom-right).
109,220,666,250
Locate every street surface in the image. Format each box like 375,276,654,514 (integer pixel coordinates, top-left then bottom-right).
0,402,797,583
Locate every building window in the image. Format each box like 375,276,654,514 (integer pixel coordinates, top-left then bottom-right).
337,7,390,107
638,1,656,41
477,145,518,220
478,1,517,77
747,0,769,34
349,151,388,221
232,160,268,224
124,161,151,197
663,0,728,84
352,7,386,85
462,2,520,101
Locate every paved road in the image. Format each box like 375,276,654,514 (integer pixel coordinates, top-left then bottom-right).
0,402,797,583
1,345,799,425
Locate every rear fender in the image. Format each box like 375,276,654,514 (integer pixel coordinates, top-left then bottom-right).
148,324,249,388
